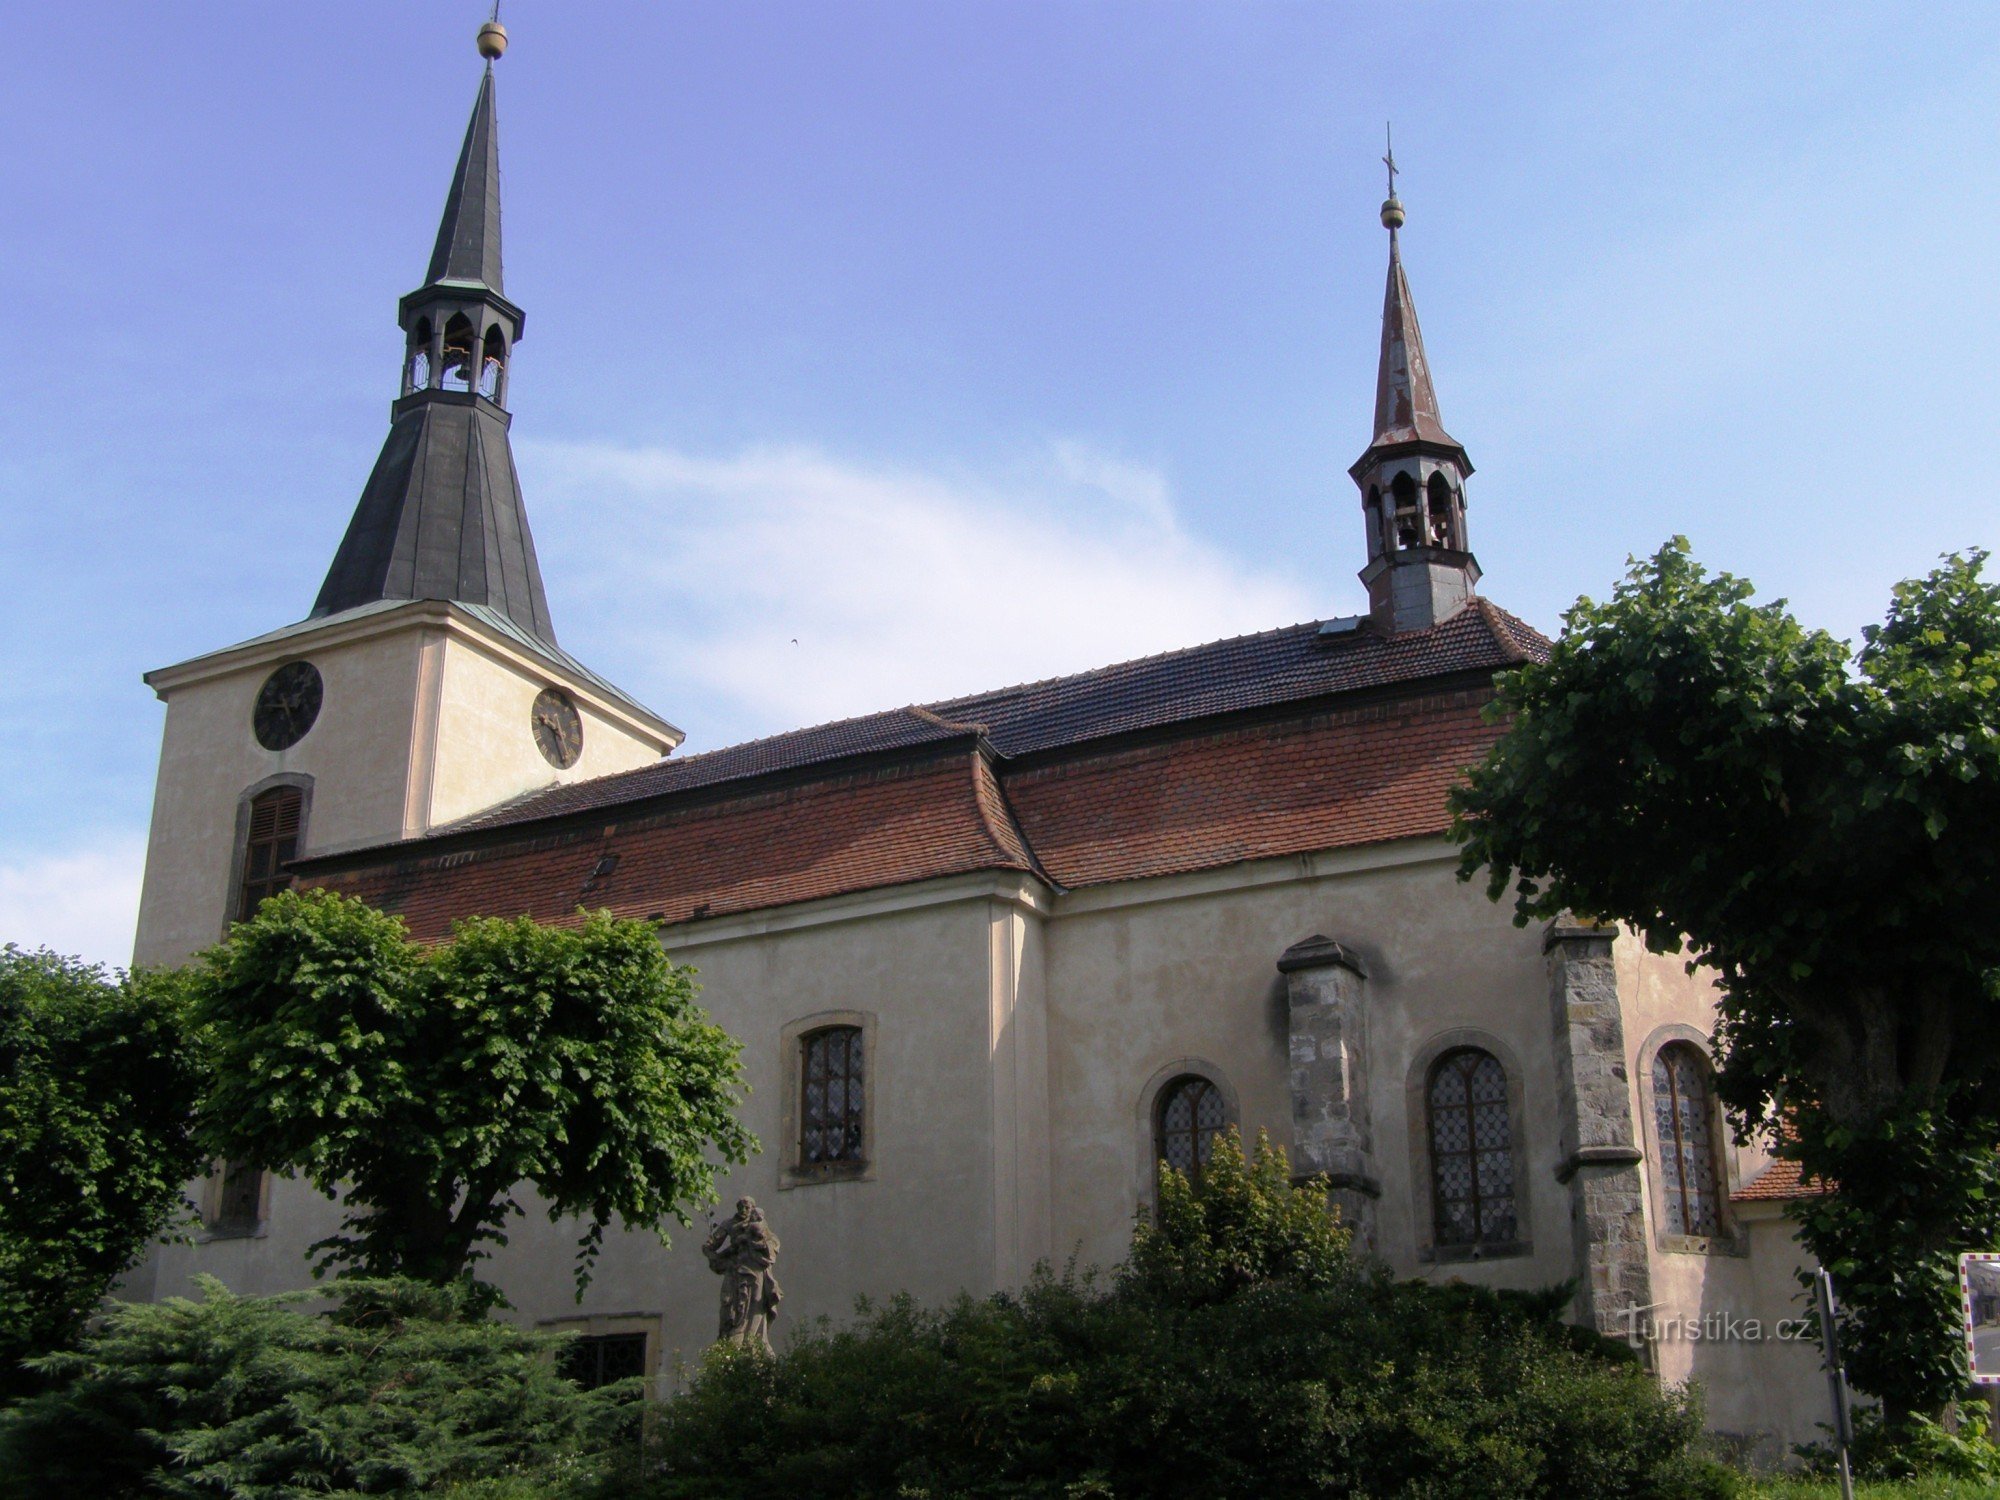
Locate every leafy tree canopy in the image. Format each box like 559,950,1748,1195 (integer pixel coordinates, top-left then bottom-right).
0,946,205,1396
1451,541,2000,1416
187,891,755,1293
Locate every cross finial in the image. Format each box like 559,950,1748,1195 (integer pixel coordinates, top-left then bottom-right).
1379,123,1405,232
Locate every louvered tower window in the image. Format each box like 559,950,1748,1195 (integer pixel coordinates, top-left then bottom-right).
238,787,304,922
1428,1048,1517,1247
1156,1075,1228,1180
800,1026,865,1167
1653,1043,1722,1236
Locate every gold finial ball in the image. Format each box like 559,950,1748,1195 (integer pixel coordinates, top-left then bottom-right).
477,20,508,59
1380,195,1405,231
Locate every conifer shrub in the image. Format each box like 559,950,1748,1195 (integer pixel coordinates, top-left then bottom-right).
0,1277,635,1499
637,1131,1737,1499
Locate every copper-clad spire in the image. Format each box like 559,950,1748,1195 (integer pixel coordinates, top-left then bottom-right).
1369,208,1460,452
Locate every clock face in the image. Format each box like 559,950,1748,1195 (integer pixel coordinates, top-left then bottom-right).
532,687,583,769
253,661,323,751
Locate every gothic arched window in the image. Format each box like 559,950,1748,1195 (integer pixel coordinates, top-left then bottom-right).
1156,1074,1227,1180
439,313,475,392
800,1025,865,1167
1428,1047,1516,1247
237,786,304,922
478,326,506,400
1426,471,1455,547
1652,1043,1722,1236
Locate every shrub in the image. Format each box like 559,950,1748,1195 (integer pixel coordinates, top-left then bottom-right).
638,1132,1735,1499
0,1277,635,1499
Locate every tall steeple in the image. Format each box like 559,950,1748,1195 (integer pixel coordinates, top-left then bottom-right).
1348,142,1479,636
312,20,556,645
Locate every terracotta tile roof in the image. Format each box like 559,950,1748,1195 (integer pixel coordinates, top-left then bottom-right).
310,749,1033,943
1007,686,1506,887
443,706,980,836
1732,1156,1829,1203
430,598,1545,840
297,599,1548,929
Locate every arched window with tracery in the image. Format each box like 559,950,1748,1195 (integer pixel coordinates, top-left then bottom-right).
1652,1043,1722,1236
1155,1074,1227,1180
237,785,304,923
1428,1047,1516,1247
800,1024,865,1168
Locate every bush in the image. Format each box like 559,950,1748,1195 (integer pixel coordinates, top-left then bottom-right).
638,1131,1735,1499
0,1277,635,1499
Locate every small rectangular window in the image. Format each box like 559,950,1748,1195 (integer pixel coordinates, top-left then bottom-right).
560,1331,648,1390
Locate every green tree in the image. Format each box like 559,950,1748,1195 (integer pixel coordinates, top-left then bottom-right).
0,947,205,1396
1122,1126,1350,1306
190,890,754,1291
1451,540,2000,1422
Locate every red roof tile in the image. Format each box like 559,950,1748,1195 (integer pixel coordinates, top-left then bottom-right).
1007,686,1504,887
309,748,1032,942
297,600,1548,929
1732,1156,1829,1203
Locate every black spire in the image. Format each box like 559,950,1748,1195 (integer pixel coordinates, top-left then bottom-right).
425,67,504,293
312,55,555,645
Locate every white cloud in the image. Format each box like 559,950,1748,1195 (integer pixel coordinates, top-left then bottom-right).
524,440,1324,747
0,831,146,971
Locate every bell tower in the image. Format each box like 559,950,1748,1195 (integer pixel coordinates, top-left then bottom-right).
131,22,680,968
1349,150,1480,635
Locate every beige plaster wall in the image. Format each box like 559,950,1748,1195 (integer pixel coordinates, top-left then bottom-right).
1040,843,1574,1293
133,630,426,968
424,634,662,830
1616,938,1824,1457
133,612,670,970
133,840,1828,1453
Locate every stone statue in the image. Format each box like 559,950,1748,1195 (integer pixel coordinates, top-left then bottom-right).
702,1196,783,1352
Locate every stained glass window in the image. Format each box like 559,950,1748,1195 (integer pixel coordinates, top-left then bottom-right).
801,1026,865,1166
1428,1048,1516,1247
1653,1043,1721,1236
1156,1075,1227,1179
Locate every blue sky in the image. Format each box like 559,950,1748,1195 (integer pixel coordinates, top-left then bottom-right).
3,3,1997,964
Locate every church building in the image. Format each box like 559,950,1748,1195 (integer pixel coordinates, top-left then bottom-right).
129,29,1828,1457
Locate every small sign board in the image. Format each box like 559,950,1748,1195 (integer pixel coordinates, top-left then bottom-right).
1959,1252,2000,1385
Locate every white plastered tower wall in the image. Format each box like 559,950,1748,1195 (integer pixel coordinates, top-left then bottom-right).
132,599,677,969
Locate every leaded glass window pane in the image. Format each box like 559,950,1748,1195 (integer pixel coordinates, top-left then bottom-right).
1653,1044,1721,1237
800,1026,865,1166
1428,1048,1516,1247
1156,1076,1226,1179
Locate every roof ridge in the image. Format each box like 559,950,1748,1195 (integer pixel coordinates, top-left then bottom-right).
930,618,1328,712
668,703,957,767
